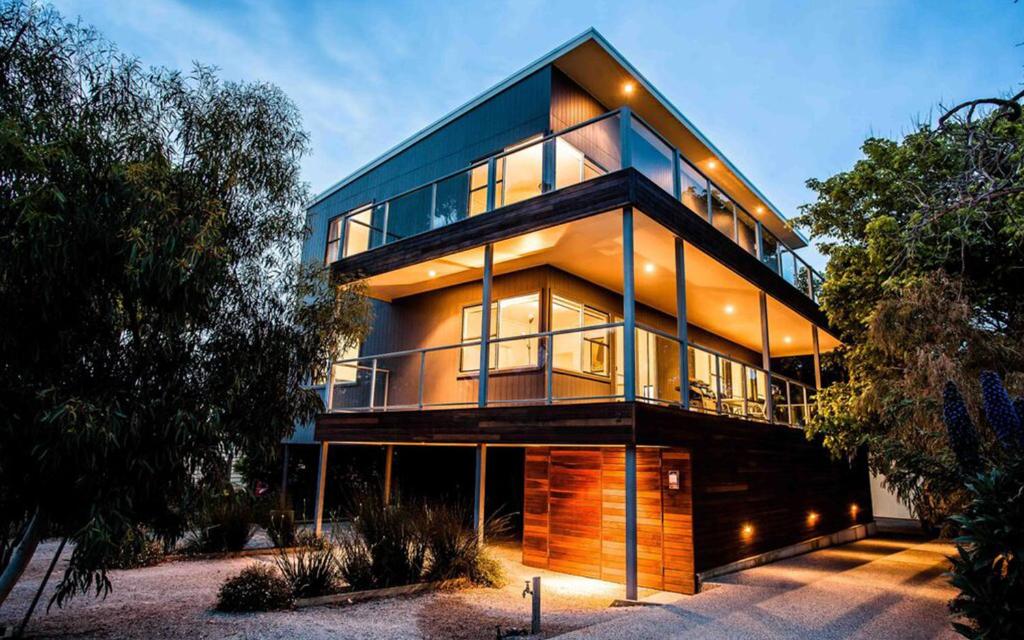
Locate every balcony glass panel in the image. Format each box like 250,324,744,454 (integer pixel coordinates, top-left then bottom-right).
796,258,813,297
386,185,433,242
745,368,768,421
710,187,736,240
687,345,719,413
498,142,543,207
780,250,799,289
630,117,674,194
679,161,709,218
342,206,374,258
811,272,824,302
633,330,681,405
468,163,489,216
771,375,790,423
736,208,758,256
718,357,746,417
761,230,780,273
433,171,470,228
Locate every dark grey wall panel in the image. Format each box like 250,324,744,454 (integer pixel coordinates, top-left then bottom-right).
303,68,553,266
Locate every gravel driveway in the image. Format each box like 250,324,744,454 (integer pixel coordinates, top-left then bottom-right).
0,535,957,639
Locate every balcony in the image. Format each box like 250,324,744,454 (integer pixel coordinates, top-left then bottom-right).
319,322,818,429
326,108,824,301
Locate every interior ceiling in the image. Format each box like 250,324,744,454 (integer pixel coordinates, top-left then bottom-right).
552,39,805,249
363,211,838,357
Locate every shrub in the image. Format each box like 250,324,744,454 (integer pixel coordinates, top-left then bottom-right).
266,510,296,548
333,495,426,589
186,493,256,553
274,545,339,598
216,563,293,612
295,528,331,551
422,504,508,587
108,527,164,569
947,456,1024,638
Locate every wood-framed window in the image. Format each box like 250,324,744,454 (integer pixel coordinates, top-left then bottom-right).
325,216,343,265
460,293,540,372
550,295,610,377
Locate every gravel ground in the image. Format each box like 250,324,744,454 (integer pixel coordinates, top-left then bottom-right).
0,540,629,639
558,536,959,640
0,535,957,639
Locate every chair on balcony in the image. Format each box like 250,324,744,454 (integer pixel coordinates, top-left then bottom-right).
687,380,719,413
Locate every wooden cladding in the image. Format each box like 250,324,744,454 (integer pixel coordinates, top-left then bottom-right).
523,446,695,594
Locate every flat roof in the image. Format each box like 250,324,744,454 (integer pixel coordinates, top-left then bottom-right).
310,28,807,248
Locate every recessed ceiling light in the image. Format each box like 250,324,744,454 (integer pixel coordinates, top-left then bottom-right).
783,336,793,344
707,159,718,169
756,206,765,214
644,262,655,273
724,304,735,315
428,269,437,278
623,81,635,95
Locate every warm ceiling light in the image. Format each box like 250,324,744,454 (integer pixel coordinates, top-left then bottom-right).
756,206,765,214
783,336,793,344
707,159,718,169
741,523,754,538
724,304,735,315
427,269,437,278
644,262,655,274
623,81,635,95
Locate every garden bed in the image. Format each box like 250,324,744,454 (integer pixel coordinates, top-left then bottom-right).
293,578,464,608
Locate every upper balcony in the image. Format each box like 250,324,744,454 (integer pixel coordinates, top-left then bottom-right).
324,109,824,302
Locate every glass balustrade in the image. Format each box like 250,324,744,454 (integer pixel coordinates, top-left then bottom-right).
328,108,822,300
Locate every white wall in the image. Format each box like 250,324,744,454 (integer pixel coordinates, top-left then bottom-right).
869,472,914,520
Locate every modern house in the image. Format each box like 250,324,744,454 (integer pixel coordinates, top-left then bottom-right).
289,29,872,598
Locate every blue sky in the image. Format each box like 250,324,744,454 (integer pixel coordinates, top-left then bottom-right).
57,0,1023,267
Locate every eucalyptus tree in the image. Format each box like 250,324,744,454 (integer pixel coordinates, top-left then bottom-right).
0,1,369,608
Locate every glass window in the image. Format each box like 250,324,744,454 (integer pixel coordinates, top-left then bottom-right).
679,161,709,218
343,206,374,258
468,163,489,216
460,293,539,372
761,230,780,273
434,172,469,228
325,216,343,265
551,296,609,376
499,140,543,207
554,138,604,190
331,340,361,384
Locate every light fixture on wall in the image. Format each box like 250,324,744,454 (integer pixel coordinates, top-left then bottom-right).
808,511,820,526
850,503,860,519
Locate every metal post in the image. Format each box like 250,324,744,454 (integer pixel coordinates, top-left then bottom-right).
324,359,335,412
545,335,554,405
542,138,556,192
672,148,682,200
675,238,689,410
619,107,633,169
485,157,498,211
786,382,794,426
530,577,541,634
714,355,724,414
279,444,290,510
418,351,426,409
383,445,394,505
478,244,494,408
624,444,638,601
429,182,437,229
755,221,764,261
369,358,378,410
623,208,636,402
759,291,774,421
313,442,329,536
812,326,822,390
473,443,487,543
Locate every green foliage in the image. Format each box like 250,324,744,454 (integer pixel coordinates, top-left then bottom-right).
185,493,256,553
274,545,339,598
421,504,509,587
215,563,293,612
333,494,427,590
799,91,1024,526
0,1,370,607
107,527,164,570
266,510,296,549
947,457,1024,638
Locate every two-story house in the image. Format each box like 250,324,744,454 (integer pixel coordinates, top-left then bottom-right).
290,29,872,598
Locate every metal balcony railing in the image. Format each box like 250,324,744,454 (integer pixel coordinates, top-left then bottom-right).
327,108,825,301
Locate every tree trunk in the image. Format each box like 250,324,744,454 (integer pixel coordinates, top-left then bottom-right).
0,508,44,608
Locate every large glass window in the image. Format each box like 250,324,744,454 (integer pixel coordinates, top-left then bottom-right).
342,206,374,258
554,138,603,190
460,293,540,372
468,163,489,216
630,117,674,193
498,138,544,207
551,296,610,376
325,216,343,265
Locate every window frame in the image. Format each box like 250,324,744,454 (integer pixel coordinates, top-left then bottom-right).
459,291,542,374
549,294,611,379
